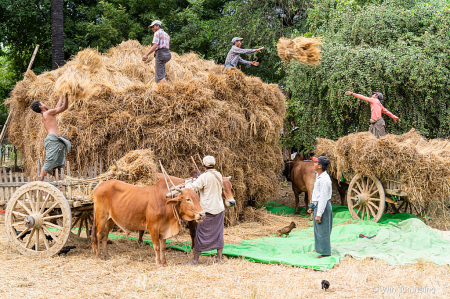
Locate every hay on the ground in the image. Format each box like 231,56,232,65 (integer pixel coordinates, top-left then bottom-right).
277,37,322,66
315,129,450,208
6,40,286,225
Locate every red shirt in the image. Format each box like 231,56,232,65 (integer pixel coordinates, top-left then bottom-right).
353,93,397,121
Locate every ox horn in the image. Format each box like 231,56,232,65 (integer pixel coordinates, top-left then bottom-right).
175,187,183,192
165,190,180,198
226,176,232,180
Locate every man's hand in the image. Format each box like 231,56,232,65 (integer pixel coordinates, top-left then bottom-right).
251,61,259,66
345,91,352,95
394,116,400,122
142,55,148,61
255,47,264,53
307,208,313,214
315,216,322,223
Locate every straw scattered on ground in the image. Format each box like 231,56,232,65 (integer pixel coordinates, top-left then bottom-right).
277,37,322,66
6,40,286,225
0,214,448,299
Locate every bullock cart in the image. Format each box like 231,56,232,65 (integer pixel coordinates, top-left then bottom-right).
0,159,104,257
342,173,412,223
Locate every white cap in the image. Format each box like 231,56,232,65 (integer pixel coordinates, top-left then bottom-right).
149,20,162,28
231,37,243,44
202,156,216,167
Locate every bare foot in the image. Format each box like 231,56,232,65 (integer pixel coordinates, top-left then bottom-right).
185,260,199,266
317,255,330,259
214,259,222,264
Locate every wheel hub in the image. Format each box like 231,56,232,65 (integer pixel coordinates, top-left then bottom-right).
355,193,370,205
24,213,44,229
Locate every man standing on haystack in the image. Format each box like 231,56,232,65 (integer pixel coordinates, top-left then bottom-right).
307,156,333,259
345,91,400,138
225,37,264,69
30,94,71,180
142,20,171,84
185,155,225,266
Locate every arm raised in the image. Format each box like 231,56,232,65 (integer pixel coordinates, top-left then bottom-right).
48,94,68,115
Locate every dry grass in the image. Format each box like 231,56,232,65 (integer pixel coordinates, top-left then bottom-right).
1,213,448,299
7,40,286,225
315,129,450,213
277,37,322,66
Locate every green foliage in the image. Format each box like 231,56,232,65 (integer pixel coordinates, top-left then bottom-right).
0,52,14,125
285,0,450,152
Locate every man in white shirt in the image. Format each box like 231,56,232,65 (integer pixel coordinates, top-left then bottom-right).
185,155,225,266
307,156,333,258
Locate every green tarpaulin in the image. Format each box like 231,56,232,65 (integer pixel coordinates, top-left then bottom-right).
108,203,450,271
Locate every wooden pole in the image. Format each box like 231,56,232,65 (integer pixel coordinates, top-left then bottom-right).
0,45,40,146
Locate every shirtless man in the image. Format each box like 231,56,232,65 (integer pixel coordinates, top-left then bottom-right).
30,94,71,180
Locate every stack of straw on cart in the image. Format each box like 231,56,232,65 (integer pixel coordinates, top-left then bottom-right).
315,129,450,209
277,37,322,66
6,40,286,225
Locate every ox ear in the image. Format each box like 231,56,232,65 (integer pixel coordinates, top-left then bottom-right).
165,196,182,204
226,176,232,180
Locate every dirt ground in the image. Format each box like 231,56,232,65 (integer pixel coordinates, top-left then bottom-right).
0,183,449,298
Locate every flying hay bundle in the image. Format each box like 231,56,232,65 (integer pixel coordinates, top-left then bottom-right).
6,40,286,225
277,37,322,66
315,129,450,208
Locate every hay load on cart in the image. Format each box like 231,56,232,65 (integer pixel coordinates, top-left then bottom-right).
315,129,450,221
6,40,286,228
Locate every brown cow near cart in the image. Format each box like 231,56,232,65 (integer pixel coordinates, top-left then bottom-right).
139,172,235,250
91,179,206,266
284,153,347,215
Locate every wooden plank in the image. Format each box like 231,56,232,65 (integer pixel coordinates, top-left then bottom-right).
90,164,93,179
37,158,41,179
14,172,19,195
100,158,103,174
384,188,408,197
9,170,13,198
21,173,24,182
28,176,30,182
94,161,97,178
67,161,71,178
84,166,87,179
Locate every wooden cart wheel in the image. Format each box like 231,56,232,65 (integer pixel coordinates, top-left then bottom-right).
347,174,385,222
70,209,94,241
5,182,72,257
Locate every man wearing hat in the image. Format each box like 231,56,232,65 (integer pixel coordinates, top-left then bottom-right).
307,156,333,258
185,155,225,266
345,91,400,138
142,20,171,83
224,37,264,69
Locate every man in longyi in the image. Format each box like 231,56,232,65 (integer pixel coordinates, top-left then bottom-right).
142,20,171,84
307,156,333,258
345,91,400,138
185,155,225,266
30,94,71,180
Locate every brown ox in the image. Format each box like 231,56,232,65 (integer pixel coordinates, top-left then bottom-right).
284,153,347,214
139,172,235,249
91,179,205,266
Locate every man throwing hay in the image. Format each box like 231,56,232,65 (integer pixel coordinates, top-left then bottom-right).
345,91,400,138
225,37,264,69
307,156,332,259
142,20,171,84
30,94,71,181
185,155,225,266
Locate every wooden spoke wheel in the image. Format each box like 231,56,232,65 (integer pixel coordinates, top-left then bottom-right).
70,209,94,241
347,174,385,222
5,182,72,257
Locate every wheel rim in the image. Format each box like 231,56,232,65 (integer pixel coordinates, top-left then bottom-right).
5,182,71,257
347,174,385,222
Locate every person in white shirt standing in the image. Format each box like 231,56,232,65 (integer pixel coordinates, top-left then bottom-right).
307,156,333,258
142,20,171,83
185,155,225,266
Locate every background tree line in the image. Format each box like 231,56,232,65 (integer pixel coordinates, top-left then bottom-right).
1,0,449,152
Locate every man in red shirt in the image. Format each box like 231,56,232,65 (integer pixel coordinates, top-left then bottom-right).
345,91,400,138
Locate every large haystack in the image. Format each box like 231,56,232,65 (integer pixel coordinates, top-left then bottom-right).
6,40,286,225
315,129,450,207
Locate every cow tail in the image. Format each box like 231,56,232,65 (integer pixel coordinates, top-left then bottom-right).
91,205,97,248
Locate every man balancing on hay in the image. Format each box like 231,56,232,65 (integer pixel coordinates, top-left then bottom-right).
345,91,400,138
225,37,264,69
142,20,171,84
185,155,225,266
30,94,71,181
307,156,333,259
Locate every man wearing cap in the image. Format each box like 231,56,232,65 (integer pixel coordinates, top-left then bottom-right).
345,91,400,138
307,156,333,258
224,37,264,69
185,155,225,266
142,20,171,83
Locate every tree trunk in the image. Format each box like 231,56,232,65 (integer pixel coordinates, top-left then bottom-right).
51,0,65,69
